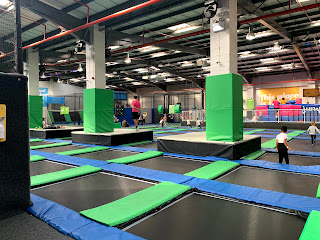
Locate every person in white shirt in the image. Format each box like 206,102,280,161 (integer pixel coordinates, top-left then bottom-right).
196,118,202,129
186,118,192,128
276,126,292,164
160,117,164,128
307,121,320,146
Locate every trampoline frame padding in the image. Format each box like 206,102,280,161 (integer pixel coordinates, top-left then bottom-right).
30,127,84,139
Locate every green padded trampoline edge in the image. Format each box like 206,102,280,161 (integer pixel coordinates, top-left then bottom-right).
30,155,46,162
317,184,320,199
243,131,255,135
184,161,240,179
80,181,191,227
31,165,101,187
299,210,320,240
122,141,153,146
30,142,72,150
242,150,266,160
56,146,109,156
108,151,163,164
30,138,43,143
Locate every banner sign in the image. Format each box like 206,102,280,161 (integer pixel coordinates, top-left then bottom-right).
260,87,300,105
247,99,254,110
47,96,65,105
39,88,48,107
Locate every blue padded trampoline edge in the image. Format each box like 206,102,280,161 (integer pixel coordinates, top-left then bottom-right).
28,194,145,240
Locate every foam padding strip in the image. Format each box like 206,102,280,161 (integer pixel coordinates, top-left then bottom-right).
261,137,293,149
30,138,43,143
184,161,239,179
263,148,320,157
243,131,255,135
317,184,320,199
299,210,320,240
30,150,110,167
122,141,152,146
164,152,228,162
100,163,193,184
28,194,144,240
153,130,169,134
108,150,163,164
234,159,320,176
30,155,46,162
65,114,72,122
31,165,101,187
184,178,320,213
252,129,266,132
80,182,191,226
109,146,154,153
170,128,187,132
57,146,109,156
30,142,72,150
287,130,306,137
243,150,266,160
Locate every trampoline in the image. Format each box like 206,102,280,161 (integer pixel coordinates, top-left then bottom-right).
76,149,137,161
257,152,320,166
130,156,210,174
37,144,86,153
30,160,73,176
128,141,158,149
217,166,320,197
31,172,153,212
287,139,320,152
0,210,72,240
126,193,305,240
30,141,52,147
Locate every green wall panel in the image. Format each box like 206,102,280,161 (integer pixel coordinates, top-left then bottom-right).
206,73,243,142
29,95,43,128
84,88,114,133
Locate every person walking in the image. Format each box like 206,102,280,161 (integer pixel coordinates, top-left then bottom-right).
131,96,141,130
307,121,320,146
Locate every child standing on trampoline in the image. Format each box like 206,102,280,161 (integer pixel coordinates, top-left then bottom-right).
307,121,320,146
276,126,291,164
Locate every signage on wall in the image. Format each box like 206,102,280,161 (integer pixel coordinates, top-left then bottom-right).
260,87,300,105
303,88,319,97
39,88,48,107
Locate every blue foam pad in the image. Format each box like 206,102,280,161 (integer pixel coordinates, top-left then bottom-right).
234,159,320,175
43,139,72,144
28,194,144,240
293,137,313,140
263,148,320,157
109,146,153,153
100,163,193,184
184,178,320,213
30,150,110,167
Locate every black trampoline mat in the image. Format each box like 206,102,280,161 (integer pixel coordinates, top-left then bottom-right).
30,160,73,176
30,141,52,147
127,193,304,240
258,152,320,166
131,142,158,149
218,166,320,197
130,156,209,174
288,139,320,152
38,145,86,153
0,210,72,240
31,173,152,212
76,149,136,161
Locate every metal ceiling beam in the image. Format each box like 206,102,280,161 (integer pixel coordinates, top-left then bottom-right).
238,0,312,77
107,30,207,56
20,0,90,43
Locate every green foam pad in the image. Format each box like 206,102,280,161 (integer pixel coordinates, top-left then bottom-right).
30,138,43,143
30,155,46,162
287,131,306,137
184,161,240,179
57,146,109,156
80,181,191,226
57,137,72,140
65,114,72,122
30,142,72,150
122,141,152,146
31,165,101,187
261,137,293,149
299,210,320,240
154,130,168,134
317,184,320,199
114,122,121,128
252,129,266,132
108,151,163,164
244,131,255,135
48,111,55,123
243,150,266,160
170,129,187,132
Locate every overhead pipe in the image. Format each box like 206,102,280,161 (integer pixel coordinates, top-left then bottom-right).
73,0,90,24
0,0,164,58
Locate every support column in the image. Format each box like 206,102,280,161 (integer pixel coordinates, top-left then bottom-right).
84,25,114,133
26,48,42,128
206,0,243,142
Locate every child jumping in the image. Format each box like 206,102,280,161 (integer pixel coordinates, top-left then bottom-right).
196,118,202,129
160,117,164,128
186,118,192,128
276,126,291,164
307,121,320,146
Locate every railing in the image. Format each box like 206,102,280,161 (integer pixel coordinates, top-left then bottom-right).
244,109,320,123
181,110,206,121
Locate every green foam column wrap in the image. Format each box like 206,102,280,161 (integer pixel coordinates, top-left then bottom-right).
169,105,175,114
84,88,114,133
29,95,43,128
206,73,243,142
174,104,180,113
158,105,163,114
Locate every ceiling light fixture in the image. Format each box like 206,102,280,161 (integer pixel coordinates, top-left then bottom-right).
246,27,255,40
151,52,168,58
134,68,149,73
255,67,272,72
77,64,83,72
273,42,282,51
108,45,120,50
312,20,320,27
168,23,200,33
40,72,47,79
181,61,194,67
124,53,131,64
212,20,225,33
139,46,159,52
